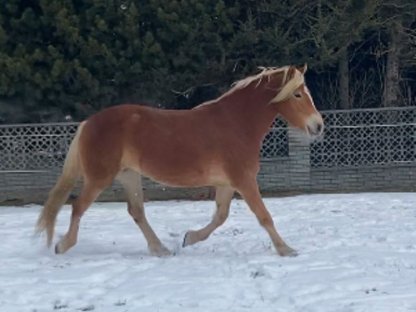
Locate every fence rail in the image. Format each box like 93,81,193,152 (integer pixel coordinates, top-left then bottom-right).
0,123,77,171
310,107,416,168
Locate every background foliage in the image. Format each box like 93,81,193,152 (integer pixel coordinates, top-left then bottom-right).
0,0,415,123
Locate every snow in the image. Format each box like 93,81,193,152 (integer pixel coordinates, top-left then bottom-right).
1,193,416,312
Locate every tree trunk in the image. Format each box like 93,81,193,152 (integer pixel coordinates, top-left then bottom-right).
383,22,402,107
338,48,351,109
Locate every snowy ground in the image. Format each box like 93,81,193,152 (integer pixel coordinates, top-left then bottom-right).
1,193,416,312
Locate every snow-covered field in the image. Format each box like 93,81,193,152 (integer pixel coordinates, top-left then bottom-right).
1,193,416,312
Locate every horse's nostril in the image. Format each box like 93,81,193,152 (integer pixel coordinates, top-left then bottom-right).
316,123,323,133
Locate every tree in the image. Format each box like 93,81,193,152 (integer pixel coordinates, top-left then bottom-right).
377,0,416,107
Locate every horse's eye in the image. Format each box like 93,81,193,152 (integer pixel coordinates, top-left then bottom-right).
294,92,302,98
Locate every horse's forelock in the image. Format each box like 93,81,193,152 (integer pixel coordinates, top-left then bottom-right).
269,67,305,103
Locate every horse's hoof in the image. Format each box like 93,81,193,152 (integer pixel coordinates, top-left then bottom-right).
55,243,62,254
182,232,190,247
278,246,298,257
182,231,197,247
149,245,171,257
55,239,72,254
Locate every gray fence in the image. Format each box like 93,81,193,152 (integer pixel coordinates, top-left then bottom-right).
1,107,416,204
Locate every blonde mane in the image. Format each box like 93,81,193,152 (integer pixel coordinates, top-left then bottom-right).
231,66,289,91
195,66,305,109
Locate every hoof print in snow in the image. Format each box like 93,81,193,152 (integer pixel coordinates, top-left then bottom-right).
364,288,377,294
53,301,68,310
250,269,266,279
79,304,95,311
114,300,127,306
232,228,243,236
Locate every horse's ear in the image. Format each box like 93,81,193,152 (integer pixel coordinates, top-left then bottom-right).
298,64,308,74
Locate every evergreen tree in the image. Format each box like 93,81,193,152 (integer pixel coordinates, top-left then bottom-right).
0,0,415,123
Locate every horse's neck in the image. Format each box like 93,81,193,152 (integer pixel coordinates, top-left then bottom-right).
210,87,278,143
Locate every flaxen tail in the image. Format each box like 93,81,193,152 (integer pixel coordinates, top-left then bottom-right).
36,121,86,247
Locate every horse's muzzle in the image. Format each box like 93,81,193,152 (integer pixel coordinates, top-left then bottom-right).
306,114,324,137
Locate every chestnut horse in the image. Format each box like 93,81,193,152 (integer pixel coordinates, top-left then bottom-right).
36,65,323,257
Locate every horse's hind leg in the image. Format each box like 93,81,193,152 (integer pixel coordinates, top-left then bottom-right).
116,170,170,257
183,186,234,247
55,182,103,254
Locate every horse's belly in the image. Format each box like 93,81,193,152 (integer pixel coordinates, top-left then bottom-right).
139,161,228,188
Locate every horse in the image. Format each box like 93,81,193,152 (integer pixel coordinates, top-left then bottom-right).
36,64,324,257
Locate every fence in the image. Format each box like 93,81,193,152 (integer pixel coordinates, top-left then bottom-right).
259,106,416,194
1,107,416,204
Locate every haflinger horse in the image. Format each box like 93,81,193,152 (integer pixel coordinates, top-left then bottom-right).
36,64,323,257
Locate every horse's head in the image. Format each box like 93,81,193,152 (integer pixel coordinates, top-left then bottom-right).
266,65,324,138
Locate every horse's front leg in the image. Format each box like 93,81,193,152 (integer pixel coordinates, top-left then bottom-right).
236,179,297,257
183,186,234,247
